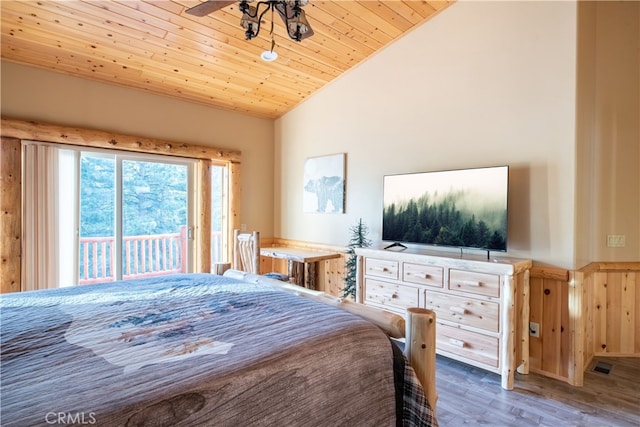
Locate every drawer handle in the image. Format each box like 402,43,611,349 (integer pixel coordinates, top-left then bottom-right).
373,266,390,272
450,306,468,315
391,292,399,299
407,272,431,279
449,338,466,348
459,280,482,287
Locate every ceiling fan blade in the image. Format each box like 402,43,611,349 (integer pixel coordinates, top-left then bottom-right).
274,3,314,40
186,1,235,17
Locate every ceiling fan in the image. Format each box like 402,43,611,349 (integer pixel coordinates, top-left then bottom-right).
186,0,314,42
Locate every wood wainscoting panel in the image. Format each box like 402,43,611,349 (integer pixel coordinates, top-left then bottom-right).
573,262,640,386
529,266,571,382
589,269,639,356
528,264,640,386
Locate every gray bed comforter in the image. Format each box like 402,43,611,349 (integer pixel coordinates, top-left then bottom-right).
1,274,435,426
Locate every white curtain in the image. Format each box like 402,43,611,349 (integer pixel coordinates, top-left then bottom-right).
22,143,76,290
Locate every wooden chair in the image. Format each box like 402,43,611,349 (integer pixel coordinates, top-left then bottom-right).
233,229,289,281
233,229,261,274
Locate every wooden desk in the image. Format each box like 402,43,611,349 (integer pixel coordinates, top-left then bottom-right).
260,247,341,290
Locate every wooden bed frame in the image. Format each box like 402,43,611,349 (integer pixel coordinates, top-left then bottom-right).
224,270,438,413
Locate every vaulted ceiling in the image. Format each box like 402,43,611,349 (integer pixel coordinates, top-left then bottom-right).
1,1,453,119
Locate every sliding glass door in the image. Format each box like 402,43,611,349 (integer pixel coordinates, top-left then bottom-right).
78,153,194,284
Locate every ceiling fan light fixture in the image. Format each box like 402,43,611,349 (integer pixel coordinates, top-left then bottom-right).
239,1,313,43
260,50,278,62
285,0,308,7
187,1,314,45
261,37,278,62
240,5,260,39
287,8,309,41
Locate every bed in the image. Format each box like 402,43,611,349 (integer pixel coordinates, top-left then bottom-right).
1,271,437,426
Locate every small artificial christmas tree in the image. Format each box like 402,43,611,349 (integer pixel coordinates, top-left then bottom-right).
342,218,371,299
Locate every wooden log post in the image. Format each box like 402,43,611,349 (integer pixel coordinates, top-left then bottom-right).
251,231,260,274
517,269,531,375
568,270,585,386
289,261,305,286
404,307,437,414
213,262,232,275
197,159,212,273
501,274,517,390
0,137,22,293
304,262,316,290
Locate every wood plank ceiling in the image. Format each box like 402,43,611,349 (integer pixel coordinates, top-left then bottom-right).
1,1,453,119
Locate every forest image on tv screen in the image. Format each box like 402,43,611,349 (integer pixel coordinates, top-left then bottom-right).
382,166,508,251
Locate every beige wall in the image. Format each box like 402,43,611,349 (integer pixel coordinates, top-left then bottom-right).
276,1,579,267
575,1,640,266
0,61,275,238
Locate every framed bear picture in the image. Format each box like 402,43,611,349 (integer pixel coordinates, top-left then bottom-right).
303,153,345,214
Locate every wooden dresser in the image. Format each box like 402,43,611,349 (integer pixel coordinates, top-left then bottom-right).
355,246,532,390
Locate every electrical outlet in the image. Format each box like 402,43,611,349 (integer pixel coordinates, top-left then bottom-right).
607,235,626,247
241,223,247,232
529,322,540,338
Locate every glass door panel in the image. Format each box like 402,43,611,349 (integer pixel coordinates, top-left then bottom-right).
78,152,193,284
122,159,189,279
78,154,115,284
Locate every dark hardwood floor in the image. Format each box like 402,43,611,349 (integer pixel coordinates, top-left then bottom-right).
434,356,640,426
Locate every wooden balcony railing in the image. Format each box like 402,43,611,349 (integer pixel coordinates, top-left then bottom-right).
79,227,223,284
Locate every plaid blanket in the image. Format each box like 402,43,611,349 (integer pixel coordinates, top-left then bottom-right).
393,341,438,427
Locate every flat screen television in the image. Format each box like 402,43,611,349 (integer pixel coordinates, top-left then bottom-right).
382,165,509,252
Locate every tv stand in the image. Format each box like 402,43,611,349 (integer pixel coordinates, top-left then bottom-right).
355,246,532,390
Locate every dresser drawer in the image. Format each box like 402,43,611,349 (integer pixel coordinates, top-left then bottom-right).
364,278,419,311
403,263,443,288
437,323,499,368
449,269,500,297
425,292,499,332
365,258,399,280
